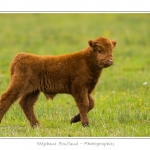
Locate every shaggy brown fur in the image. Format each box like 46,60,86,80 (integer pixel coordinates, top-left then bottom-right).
0,36,116,127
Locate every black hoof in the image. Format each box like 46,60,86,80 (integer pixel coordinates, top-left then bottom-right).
70,114,80,124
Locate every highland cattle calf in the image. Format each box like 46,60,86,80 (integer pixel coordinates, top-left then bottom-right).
0,36,116,127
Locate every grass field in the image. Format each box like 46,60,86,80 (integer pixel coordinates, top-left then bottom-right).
0,13,150,137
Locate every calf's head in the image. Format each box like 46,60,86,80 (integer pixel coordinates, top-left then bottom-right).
88,36,116,68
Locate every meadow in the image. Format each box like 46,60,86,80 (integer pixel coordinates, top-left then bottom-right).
0,13,150,137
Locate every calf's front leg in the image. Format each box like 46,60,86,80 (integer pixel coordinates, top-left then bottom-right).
71,90,90,127
71,94,94,126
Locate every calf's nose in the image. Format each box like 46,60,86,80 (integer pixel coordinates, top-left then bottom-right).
108,59,114,65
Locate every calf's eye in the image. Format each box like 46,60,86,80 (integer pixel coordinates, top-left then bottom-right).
97,50,104,54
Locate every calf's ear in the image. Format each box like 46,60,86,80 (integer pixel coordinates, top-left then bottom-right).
88,40,94,50
111,40,116,48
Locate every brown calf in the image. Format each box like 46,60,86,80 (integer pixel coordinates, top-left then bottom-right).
0,36,116,127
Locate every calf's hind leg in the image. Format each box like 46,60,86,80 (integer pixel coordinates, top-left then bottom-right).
0,81,22,123
70,94,94,125
19,90,40,127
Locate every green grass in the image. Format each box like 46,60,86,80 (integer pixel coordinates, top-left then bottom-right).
0,13,150,137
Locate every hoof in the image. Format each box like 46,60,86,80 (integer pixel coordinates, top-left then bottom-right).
82,122,89,127
31,122,40,128
70,114,80,124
